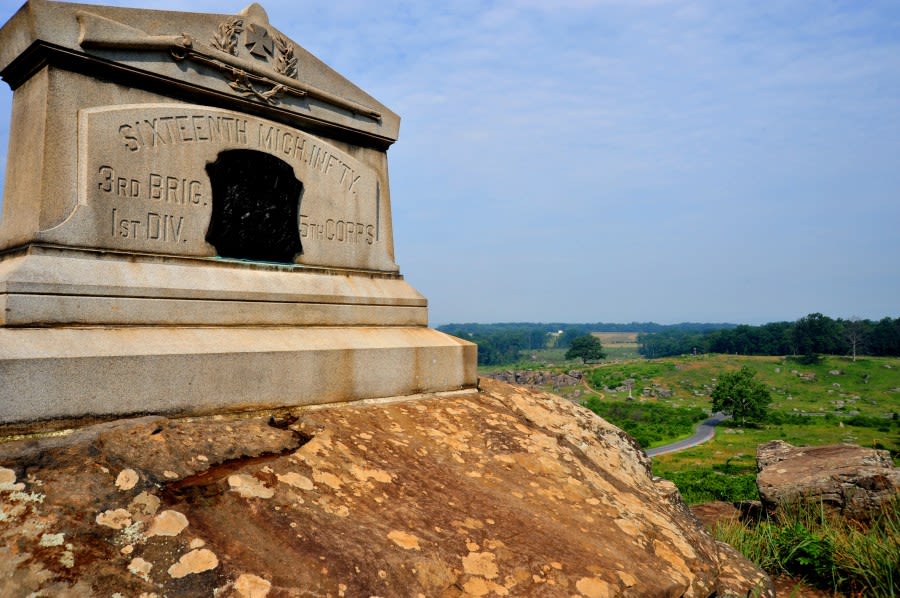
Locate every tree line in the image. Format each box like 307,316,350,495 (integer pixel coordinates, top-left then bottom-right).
637,313,900,361
440,315,900,366
440,321,730,336
439,321,734,366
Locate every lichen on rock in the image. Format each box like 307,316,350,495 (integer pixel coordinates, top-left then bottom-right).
167,548,219,578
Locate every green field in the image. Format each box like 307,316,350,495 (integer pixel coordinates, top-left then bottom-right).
590,354,900,416
480,353,900,476
477,345,638,374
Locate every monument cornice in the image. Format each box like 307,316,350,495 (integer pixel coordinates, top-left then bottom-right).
1,39,397,152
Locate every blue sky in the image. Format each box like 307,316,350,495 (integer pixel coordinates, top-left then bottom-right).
1,0,898,325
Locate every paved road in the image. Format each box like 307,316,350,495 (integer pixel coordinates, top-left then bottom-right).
646,412,730,457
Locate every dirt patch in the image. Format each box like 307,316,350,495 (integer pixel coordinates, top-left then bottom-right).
773,575,835,597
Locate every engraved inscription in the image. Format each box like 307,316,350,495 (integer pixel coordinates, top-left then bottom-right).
98,166,206,207
97,165,201,246
98,166,141,198
119,115,249,151
300,215,375,245
111,208,185,243
148,174,203,205
75,105,396,271
257,124,362,194
116,116,364,196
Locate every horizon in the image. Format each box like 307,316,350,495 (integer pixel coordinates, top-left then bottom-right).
434,314,898,328
1,0,898,326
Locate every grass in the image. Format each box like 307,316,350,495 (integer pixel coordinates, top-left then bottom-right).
587,360,679,397
651,420,900,501
644,354,900,421
480,353,900,465
713,498,900,596
656,453,760,503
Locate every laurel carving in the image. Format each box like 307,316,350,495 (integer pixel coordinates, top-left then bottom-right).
274,34,298,79
211,17,243,56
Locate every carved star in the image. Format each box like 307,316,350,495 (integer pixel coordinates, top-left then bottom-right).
244,24,274,58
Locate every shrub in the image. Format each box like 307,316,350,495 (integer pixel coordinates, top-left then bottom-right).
664,469,758,504
582,400,706,449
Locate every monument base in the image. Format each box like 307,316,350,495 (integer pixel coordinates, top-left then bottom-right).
0,246,478,427
0,325,477,426
0,246,429,327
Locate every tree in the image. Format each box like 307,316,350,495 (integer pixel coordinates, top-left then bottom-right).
565,335,606,363
710,366,771,426
842,317,866,361
792,313,840,363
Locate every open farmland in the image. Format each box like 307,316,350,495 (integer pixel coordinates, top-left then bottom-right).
591,332,640,360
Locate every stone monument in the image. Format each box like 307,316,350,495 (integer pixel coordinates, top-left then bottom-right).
0,0,476,426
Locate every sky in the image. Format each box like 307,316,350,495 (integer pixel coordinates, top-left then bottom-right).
0,0,898,326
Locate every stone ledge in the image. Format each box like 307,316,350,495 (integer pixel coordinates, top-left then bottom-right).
0,326,477,426
0,249,427,326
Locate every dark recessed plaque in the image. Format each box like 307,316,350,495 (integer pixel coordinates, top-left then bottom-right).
205,149,303,263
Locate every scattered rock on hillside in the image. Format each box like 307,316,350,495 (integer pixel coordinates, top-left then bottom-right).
486,369,583,388
0,380,772,596
757,440,900,519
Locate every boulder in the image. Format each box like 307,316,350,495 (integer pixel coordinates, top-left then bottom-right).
0,379,771,597
757,440,900,519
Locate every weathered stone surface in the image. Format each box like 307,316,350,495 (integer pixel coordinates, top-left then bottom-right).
757,439,900,519
0,326,476,426
0,1,396,267
0,380,772,596
0,248,429,327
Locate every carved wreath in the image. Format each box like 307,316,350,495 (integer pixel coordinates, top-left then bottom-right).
211,17,298,105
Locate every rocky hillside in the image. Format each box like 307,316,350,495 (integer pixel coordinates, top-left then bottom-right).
0,379,771,597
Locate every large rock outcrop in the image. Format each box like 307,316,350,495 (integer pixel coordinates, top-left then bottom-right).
0,379,771,597
757,439,900,519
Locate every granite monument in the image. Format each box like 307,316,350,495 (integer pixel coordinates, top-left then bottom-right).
0,0,476,426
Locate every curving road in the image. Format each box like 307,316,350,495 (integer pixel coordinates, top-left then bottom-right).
645,412,729,457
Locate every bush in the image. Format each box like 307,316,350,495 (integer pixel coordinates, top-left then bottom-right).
582,400,706,448
664,469,759,504
589,369,624,389
845,414,897,429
